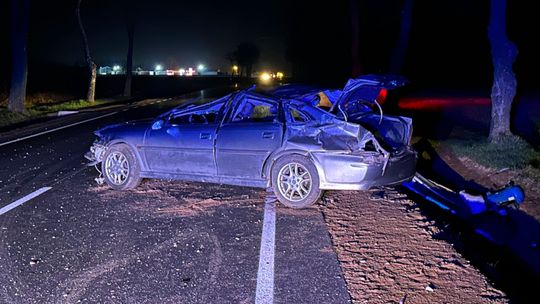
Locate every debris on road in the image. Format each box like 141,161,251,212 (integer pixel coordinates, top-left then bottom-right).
90,179,266,218
94,177,104,185
29,258,41,266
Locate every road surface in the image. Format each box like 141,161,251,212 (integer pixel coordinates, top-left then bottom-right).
0,88,350,304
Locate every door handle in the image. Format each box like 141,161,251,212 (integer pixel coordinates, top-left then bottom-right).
200,133,212,140
262,131,274,139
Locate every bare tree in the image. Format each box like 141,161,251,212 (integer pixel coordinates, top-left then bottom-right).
389,0,413,74
123,19,134,97
488,0,518,143
235,43,260,78
76,0,96,102
8,0,31,113
349,0,361,77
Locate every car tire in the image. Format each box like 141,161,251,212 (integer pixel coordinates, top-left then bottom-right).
271,154,322,209
101,144,142,190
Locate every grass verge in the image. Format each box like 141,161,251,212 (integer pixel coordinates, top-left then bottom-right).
444,136,539,170
0,99,107,128
438,136,540,181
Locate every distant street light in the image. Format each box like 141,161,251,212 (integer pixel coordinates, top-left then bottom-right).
186,67,195,76
232,65,239,75
259,72,271,83
113,65,121,71
155,64,163,71
197,64,206,73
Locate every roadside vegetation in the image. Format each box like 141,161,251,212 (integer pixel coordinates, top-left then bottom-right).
444,136,539,170
429,133,539,182
0,97,107,128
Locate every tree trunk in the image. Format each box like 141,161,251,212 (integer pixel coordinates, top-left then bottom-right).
246,65,253,78
8,0,31,113
87,63,96,101
349,0,361,77
389,0,413,74
488,0,518,143
76,0,96,102
123,21,134,97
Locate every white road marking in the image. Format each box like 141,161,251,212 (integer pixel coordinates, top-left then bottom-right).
255,197,277,304
0,187,52,216
57,110,79,116
0,111,119,147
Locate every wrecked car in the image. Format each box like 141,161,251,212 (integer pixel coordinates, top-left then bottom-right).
86,75,417,208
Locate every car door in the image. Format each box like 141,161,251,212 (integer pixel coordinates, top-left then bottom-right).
142,101,225,176
216,95,283,179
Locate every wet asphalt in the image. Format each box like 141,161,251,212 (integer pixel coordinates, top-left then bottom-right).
0,88,350,304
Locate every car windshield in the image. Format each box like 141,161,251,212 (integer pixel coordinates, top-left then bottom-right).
169,99,227,124
158,94,232,119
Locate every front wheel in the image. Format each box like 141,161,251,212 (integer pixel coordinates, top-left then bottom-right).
271,155,322,209
101,144,142,190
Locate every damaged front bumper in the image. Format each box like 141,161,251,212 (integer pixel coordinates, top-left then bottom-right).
312,148,417,190
84,141,107,166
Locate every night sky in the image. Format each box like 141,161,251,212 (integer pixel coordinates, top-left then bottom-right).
26,0,289,71
1,0,539,88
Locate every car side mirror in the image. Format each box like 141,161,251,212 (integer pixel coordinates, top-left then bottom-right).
152,119,164,130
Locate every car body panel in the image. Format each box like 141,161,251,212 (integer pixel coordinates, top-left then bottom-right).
311,148,416,190
142,123,218,175
216,122,283,180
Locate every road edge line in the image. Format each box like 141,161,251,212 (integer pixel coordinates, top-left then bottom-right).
0,187,52,216
0,111,119,148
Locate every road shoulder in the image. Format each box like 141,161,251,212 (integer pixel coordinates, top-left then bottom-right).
320,189,506,304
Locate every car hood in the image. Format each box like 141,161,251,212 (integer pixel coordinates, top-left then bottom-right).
272,74,407,110
329,74,407,112
95,119,153,138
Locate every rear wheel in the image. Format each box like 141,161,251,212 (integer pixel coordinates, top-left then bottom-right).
102,144,141,190
271,155,322,209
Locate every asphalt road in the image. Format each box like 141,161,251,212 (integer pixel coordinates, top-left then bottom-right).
0,88,350,304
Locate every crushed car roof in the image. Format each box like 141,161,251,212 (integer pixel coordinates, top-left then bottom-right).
163,75,408,118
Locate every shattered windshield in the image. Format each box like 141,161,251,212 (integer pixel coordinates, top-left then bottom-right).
158,94,232,119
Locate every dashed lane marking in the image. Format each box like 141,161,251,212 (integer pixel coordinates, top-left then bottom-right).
255,196,277,304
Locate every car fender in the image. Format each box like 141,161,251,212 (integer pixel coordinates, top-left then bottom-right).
104,139,147,171
262,149,325,187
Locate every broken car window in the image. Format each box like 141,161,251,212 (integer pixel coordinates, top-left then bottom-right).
289,108,310,123
168,114,189,125
231,98,277,123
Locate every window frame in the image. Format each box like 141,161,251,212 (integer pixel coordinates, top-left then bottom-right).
284,104,314,125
